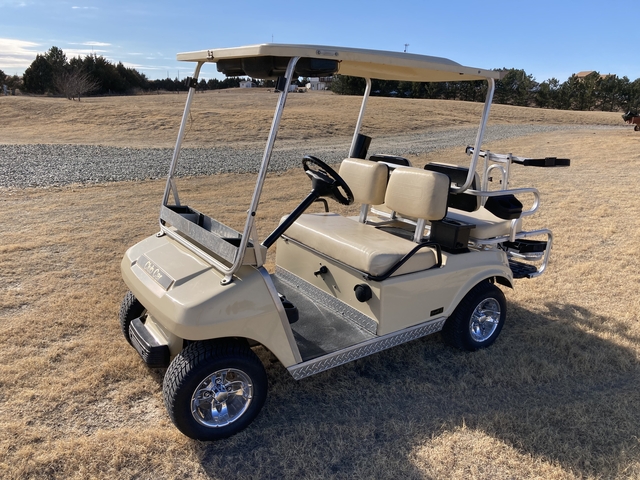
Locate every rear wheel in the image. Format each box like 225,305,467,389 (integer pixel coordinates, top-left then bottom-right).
163,340,267,441
442,281,506,351
119,291,145,345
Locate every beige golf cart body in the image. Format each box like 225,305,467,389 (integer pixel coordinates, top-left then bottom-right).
121,44,561,380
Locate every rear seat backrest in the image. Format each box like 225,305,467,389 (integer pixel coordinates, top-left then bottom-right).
385,167,450,222
339,158,388,205
424,162,481,212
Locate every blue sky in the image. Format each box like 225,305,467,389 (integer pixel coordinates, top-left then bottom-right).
2,0,639,82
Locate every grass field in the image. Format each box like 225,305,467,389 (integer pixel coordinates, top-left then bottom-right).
1,91,639,479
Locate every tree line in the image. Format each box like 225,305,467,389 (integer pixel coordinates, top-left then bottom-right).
3,46,248,100
330,69,640,112
4,46,640,112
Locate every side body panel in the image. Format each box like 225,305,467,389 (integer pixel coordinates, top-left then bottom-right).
275,237,513,335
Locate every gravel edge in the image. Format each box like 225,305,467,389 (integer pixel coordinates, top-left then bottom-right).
0,124,611,188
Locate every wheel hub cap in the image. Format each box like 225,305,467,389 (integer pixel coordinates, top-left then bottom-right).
469,297,501,342
191,368,253,428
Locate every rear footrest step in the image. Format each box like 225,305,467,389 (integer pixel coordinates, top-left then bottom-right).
509,260,538,279
504,239,547,253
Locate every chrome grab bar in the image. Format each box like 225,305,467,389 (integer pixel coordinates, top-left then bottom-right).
462,187,541,218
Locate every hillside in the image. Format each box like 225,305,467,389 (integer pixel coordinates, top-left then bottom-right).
0,89,624,148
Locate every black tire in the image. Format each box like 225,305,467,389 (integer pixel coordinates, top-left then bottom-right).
163,339,268,441
442,281,506,351
119,291,145,345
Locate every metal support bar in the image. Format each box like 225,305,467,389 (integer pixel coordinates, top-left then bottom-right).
224,57,300,283
413,218,426,243
455,78,495,193
467,147,570,167
358,204,369,223
162,62,204,207
484,164,508,190
349,78,372,158
531,230,553,277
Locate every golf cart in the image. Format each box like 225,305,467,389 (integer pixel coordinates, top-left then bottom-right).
119,44,570,441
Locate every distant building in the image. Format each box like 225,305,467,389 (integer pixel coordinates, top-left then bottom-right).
239,80,257,88
305,77,332,91
575,71,614,80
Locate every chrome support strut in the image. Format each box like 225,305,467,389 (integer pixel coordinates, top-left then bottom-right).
162,61,204,207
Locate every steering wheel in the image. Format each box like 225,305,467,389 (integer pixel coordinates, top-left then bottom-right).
302,155,354,206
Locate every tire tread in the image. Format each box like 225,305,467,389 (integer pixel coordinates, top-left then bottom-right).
118,291,145,345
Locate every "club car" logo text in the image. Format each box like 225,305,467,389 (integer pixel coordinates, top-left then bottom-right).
144,260,164,282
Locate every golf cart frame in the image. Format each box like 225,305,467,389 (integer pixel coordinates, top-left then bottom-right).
120,44,569,440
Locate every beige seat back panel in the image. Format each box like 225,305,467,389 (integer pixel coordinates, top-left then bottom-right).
446,207,523,239
339,158,388,206
385,167,450,221
284,213,437,277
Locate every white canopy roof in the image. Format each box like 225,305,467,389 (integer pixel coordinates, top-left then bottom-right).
177,44,502,82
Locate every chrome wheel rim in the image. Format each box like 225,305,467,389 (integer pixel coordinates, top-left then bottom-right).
191,368,253,428
469,297,501,342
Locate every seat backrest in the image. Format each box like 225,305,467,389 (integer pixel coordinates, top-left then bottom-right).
424,162,480,212
339,158,388,206
385,167,450,221
368,154,412,167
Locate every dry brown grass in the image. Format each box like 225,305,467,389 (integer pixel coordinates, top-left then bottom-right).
0,90,625,148
1,92,640,479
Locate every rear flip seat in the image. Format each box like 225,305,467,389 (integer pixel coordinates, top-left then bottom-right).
424,162,523,240
445,207,522,239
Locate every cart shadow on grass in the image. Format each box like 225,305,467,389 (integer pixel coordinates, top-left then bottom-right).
190,301,640,479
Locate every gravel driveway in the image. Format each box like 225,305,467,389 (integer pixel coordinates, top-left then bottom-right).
0,124,586,188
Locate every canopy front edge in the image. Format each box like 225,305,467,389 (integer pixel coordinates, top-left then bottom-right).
177,44,503,82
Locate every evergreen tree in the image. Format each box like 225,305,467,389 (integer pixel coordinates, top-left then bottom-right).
23,54,54,93
329,75,366,95
83,54,126,93
44,46,67,76
495,69,535,106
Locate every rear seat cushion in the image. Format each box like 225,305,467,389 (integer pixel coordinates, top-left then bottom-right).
445,207,523,239
283,213,437,277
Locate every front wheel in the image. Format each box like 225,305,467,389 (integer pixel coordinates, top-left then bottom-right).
442,281,506,351
163,340,268,441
